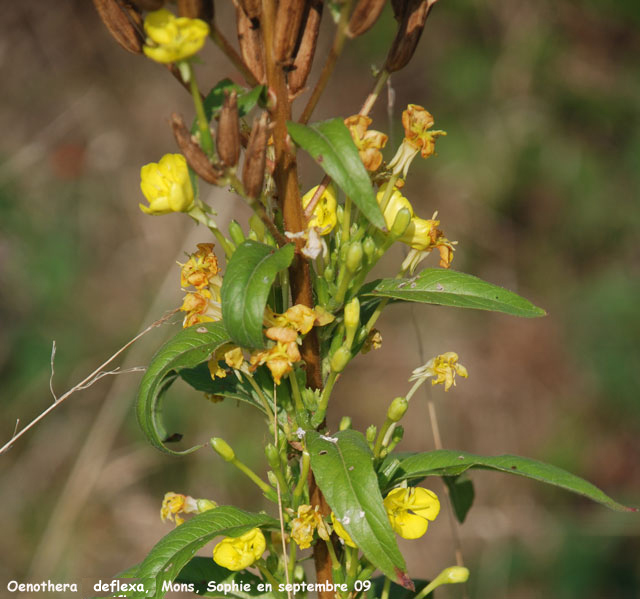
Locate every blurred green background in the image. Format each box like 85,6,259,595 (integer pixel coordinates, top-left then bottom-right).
1,1,639,597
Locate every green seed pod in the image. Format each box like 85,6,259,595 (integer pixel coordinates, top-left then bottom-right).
387,396,408,423
330,346,351,373
346,241,363,273
210,437,235,461
339,416,352,431
228,220,246,246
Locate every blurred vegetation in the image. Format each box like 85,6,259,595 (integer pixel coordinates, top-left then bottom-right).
1,1,638,597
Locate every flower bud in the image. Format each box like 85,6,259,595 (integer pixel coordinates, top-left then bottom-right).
217,91,241,168
384,0,437,73
366,425,377,445
196,498,218,512
171,112,221,184
439,566,470,584
344,297,360,349
236,6,266,84
323,265,335,282
139,153,194,215
345,241,363,273
265,443,281,470
347,0,386,38
242,112,269,199
177,0,214,24
330,346,351,373
387,396,408,423
339,416,352,431
274,0,306,65
288,0,323,94
388,425,404,451
93,0,144,54
210,437,235,461
249,213,266,240
228,220,245,246
363,237,376,261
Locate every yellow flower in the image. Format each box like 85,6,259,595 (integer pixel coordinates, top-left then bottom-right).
401,104,447,159
224,347,245,370
180,287,222,328
377,185,455,262
331,512,357,548
140,153,194,215
384,487,440,539
213,528,266,571
180,243,220,290
410,352,468,391
361,329,382,354
344,115,388,171
160,492,199,526
143,9,209,64
302,185,338,234
250,338,301,385
264,304,332,335
291,505,330,549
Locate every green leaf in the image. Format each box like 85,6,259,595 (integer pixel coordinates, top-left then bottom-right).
221,240,295,349
364,269,546,318
136,321,231,455
118,506,277,599
443,475,475,523
387,450,636,512
286,119,386,229
174,557,277,598
202,79,267,123
306,430,411,589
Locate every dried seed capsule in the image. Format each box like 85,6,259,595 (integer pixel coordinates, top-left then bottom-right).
237,0,261,22
274,0,306,65
347,0,386,38
170,112,221,184
236,6,266,84
92,0,144,54
177,0,214,24
288,0,323,94
217,91,241,168
384,0,437,73
242,112,269,199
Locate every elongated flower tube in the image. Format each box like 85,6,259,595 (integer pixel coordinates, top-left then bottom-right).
143,9,209,63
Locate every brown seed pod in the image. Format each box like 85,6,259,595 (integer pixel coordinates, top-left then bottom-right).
384,0,437,72
217,91,241,168
171,113,222,185
347,0,386,38
92,0,144,54
242,112,270,199
177,0,214,24
288,0,323,94
236,6,266,84
274,0,306,65
236,0,261,22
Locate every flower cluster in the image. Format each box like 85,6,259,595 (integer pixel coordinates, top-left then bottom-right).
179,243,223,328
344,115,388,172
143,9,209,64
213,528,266,571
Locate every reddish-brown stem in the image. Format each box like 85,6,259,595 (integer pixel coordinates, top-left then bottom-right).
210,24,260,87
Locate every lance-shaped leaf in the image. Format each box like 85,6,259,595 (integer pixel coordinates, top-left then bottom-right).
136,321,231,456
118,506,277,599
287,119,386,229
364,269,546,318
307,430,412,589
386,450,636,512
221,241,295,349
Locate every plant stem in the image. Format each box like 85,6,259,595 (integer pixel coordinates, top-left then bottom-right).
373,417,392,458
341,196,352,244
293,451,310,503
299,0,354,124
243,371,276,430
287,371,307,426
187,63,214,157
210,24,259,87
359,69,390,117
381,577,391,599
314,371,338,424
